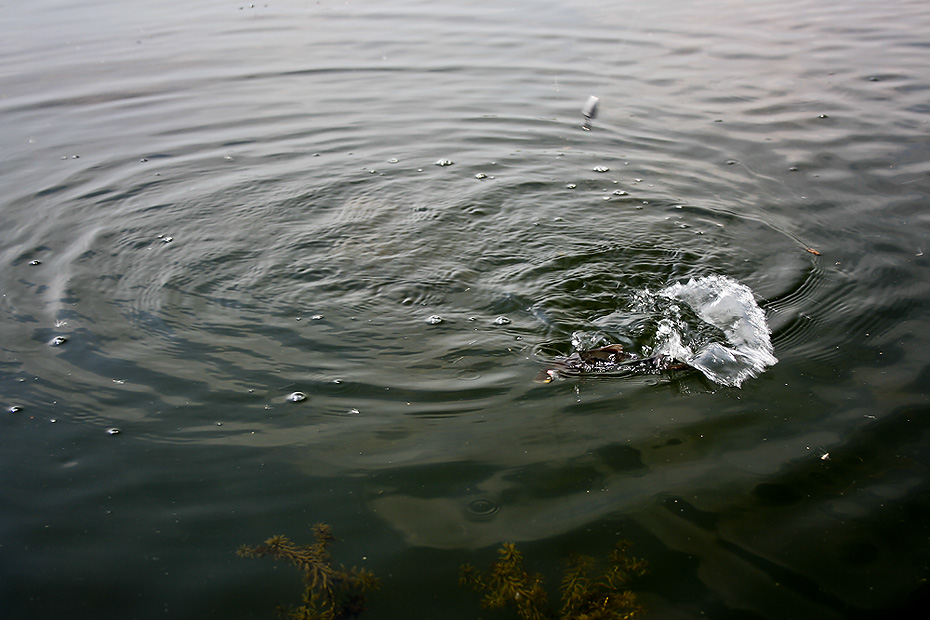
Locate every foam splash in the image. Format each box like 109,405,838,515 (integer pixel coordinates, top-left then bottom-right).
658,275,777,387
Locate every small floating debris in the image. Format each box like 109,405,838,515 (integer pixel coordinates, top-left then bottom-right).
566,183,577,189
582,95,599,130
435,159,454,167
29,260,41,266
106,428,121,436
286,392,308,403
347,408,360,415
805,247,822,256
9,406,23,414
612,189,628,196
593,166,610,173
426,315,443,325
493,316,511,325
158,235,173,243
310,314,324,320
475,173,487,179
49,336,68,347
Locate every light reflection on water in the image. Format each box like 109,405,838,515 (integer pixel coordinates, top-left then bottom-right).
2,0,930,618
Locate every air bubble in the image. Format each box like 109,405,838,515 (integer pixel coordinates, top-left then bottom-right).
426,315,443,325
287,392,308,402
493,316,511,325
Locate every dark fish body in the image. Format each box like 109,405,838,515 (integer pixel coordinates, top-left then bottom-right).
535,343,691,383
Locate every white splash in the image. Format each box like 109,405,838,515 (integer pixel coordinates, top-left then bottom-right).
659,274,777,387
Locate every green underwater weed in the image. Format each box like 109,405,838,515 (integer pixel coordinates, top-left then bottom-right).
459,541,648,620
237,523,378,620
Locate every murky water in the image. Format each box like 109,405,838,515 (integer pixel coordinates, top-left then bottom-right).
3,0,930,618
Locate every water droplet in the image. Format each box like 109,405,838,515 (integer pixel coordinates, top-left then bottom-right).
426,315,443,325
456,368,481,381
106,428,121,435
50,336,68,346
465,498,501,520
435,159,454,167
287,392,307,402
581,95,600,129
593,166,610,173
493,316,511,325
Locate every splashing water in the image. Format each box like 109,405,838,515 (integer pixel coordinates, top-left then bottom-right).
656,275,777,387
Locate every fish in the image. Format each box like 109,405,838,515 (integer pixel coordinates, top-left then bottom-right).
535,343,691,383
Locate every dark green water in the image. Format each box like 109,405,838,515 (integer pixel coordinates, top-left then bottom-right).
3,0,930,618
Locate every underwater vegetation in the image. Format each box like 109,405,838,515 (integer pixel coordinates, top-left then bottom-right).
237,524,379,620
459,541,648,620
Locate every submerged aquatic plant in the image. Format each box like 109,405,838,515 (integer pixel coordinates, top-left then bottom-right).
238,523,378,620
460,541,647,620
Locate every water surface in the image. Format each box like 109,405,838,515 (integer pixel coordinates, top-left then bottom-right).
3,0,930,618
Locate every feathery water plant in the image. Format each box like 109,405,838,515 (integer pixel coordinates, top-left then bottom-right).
238,524,378,620
460,540,647,620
